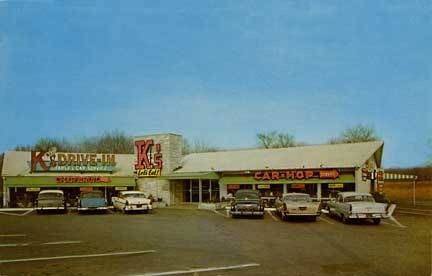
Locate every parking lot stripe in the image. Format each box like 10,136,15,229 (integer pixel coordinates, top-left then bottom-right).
41,241,82,245
0,243,29,247
389,216,406,228
318,216,335,225
0,250,156,263
133,263,260,276
0,234,26,237
267,210,280,222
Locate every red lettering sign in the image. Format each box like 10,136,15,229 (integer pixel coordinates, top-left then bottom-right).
31,151,49,172
134,139,163,172
254,169,340,181
56,176,111,183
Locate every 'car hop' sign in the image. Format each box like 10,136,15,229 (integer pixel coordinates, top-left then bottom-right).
30,151,116,172
134,139,163,177
254,169,339,181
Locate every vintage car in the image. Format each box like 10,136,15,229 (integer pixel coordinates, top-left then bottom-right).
77,191,108,213
112,191,152,213
326,192,388,224
230,189,264,218
35,190,67,214
275,193,321,221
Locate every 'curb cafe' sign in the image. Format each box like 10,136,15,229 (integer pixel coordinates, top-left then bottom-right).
31,151,116,173
134,139,163,177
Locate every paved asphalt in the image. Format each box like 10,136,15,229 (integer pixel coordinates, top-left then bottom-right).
0,208,430,276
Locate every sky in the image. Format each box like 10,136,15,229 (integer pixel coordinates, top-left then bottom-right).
0,0,431,168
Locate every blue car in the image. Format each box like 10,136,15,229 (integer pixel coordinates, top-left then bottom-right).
77,191,108,213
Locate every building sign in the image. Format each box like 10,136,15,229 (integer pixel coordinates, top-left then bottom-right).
227,184,240,190
257,184,271,189
328,183,344,189
134,139,163,177
115,186,128,191
254,169,339,181
56,176,111,183
30,151,116,173
291,184,305,189
26,188,40,192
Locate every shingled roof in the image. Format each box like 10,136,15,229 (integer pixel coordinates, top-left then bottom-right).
174,141,384,173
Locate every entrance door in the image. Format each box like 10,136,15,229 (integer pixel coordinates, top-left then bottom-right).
183,180,200,203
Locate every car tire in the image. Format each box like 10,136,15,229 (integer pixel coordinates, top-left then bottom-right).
341,214,349,224
310,216,317,222
326,206,332,217
372,218,381,225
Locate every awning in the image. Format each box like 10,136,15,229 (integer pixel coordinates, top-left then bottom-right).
162,172,220,180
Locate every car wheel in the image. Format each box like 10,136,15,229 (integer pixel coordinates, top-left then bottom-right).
310,216,317,222
341,214,349,224
372,218,381,225
326,206,332,216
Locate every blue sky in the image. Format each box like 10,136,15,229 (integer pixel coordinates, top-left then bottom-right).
0,0,431,167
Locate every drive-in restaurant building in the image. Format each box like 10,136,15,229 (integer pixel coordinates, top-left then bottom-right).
1,133,384,208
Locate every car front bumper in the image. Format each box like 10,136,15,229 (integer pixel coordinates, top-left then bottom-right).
35,206,66,210
78,206,108,211
124,205,152,211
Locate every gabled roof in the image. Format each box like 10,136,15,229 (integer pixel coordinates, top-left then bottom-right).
174,141,384,173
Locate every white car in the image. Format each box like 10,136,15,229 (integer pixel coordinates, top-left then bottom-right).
35,190,67,214
275,193,321,221
112,191,152,213
326,192,389,224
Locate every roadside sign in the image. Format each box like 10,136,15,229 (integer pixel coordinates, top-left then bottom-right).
26,188,40,192
115,186,128,191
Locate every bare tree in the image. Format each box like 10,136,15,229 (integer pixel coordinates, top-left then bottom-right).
182,138,219,154
256,131,297,148
77,132,134,154
33,137,77,152
13,130,134,154
329,124,379,144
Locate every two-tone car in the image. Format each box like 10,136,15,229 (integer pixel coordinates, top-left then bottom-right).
35,190,67,214
230,189,264,218
77,191,108,213
326,192,389,224
112,191,152,213
275,193,321,221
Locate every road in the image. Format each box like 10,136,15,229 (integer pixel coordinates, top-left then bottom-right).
0,208,430,276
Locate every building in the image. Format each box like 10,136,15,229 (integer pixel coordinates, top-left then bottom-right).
1,133,384,207
1,151,136,207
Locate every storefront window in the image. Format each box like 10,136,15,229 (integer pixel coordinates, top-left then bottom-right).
321,183,355,198
287,184,317,197
210,180,219,202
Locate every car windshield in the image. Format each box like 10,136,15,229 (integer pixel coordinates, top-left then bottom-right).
124,193,146,198
236,192,259,200
344,195,374,202
81,191,103,198
284,195,311,202
38,193,63,199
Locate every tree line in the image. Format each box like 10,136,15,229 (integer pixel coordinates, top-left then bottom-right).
10,124,379,152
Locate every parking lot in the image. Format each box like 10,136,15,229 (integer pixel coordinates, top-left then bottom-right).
0,208,430,276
